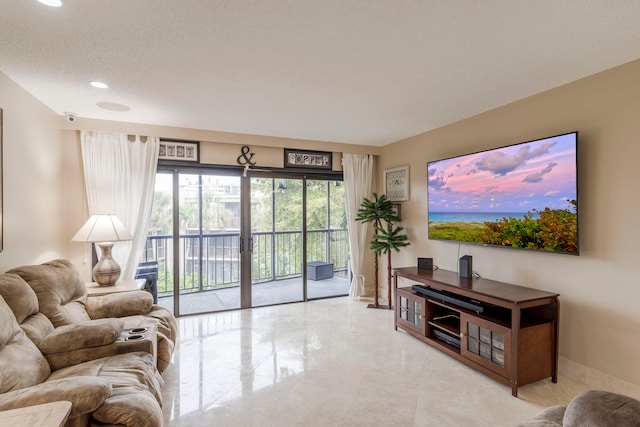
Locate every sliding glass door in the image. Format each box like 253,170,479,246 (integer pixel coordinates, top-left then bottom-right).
249,176,305,307
306,179,349,299
144,168,348,316
145,171,242,315
176,173,242,315
247,174,349,307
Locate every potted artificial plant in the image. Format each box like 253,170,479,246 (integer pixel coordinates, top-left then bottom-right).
372,220,410,310
356,193,409,308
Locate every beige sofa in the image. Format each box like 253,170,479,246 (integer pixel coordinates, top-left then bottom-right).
0,273,164,427
518,390,640,427
7,259,177,373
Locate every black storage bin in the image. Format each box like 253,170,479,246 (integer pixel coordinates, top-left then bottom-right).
136,261,158,303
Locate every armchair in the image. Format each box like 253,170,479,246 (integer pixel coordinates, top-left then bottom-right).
8,259,177,372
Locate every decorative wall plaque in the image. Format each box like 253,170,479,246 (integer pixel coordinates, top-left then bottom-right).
159,140,199,162
284,149,332,170
384,165,409,201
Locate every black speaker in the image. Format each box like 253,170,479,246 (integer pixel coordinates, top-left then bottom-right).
417,257,433,270
459,255,473,278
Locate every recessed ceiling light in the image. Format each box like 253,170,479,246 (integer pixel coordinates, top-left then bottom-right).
97,102,130,112
90,81,109,89
38,0,63,7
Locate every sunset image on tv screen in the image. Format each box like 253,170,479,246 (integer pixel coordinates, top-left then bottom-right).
427,132,578,254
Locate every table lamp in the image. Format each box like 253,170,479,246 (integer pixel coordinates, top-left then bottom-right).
72,214,133,286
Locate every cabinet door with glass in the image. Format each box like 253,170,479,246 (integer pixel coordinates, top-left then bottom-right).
396,289,427,335
460,313,511,378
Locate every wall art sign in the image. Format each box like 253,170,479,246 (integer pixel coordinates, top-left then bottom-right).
284,148,332,170
384,165,409,201
236,145,256,167
159,140,199,162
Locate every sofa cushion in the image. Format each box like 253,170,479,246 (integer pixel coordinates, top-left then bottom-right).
0,273,40,323
48,352,164,426
8,259,91,326
0,296,51,392
0,376,111,418
38,318,124,354
85,290,153,319
91,389,163,427
0,273,55,345
563,390,640,427
17,312,55,346
47,352,164,404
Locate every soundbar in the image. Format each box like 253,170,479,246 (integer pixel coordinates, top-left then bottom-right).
411,285,484,314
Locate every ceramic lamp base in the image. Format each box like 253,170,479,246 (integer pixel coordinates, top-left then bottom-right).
93,242,121,286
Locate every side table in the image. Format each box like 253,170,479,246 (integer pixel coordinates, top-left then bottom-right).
86,278,146,297
0,401,72,427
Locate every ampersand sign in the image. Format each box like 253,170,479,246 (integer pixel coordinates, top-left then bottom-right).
236,145,256,166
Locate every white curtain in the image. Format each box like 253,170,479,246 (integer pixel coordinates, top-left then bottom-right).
80,131,159,279
342,153,374,298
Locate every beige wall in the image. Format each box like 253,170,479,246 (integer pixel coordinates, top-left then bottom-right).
379,59,640,387
0,72,66,271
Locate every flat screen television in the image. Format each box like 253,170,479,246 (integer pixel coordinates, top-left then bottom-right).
427,132,579,255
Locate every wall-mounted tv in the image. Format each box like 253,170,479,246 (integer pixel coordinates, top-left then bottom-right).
427,132,578,255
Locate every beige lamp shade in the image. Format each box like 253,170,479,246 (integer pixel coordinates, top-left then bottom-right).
72,214,133,286
72,214,133,243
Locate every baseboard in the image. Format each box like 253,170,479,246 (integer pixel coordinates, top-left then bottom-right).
559,356,640,400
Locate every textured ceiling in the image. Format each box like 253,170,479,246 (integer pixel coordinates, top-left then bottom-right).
2,1,640,146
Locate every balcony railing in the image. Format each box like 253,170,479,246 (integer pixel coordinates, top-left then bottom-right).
141,229,349,297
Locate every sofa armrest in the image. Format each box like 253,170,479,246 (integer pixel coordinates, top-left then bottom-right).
563,390,640,427
86,291,153,319
38,319,124,354
516,405,565,427
0,376,111,419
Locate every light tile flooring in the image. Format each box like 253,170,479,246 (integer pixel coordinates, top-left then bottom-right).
161,297,593,426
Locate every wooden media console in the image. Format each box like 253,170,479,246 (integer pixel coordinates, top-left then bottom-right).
394,267,559,397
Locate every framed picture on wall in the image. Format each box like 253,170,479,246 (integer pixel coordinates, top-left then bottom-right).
384,165,409,201
159,140,200,162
